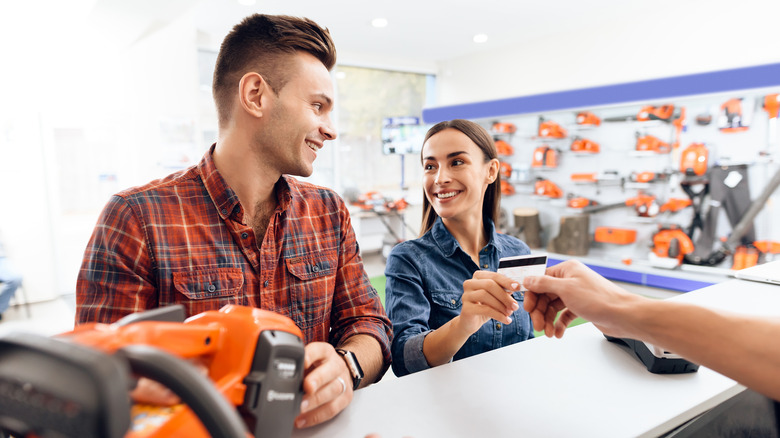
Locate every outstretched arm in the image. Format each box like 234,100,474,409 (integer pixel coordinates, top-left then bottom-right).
523,260,780,401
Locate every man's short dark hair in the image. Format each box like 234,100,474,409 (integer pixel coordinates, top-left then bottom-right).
212,14,337,127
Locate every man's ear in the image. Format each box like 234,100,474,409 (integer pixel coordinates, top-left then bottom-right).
238,72,268,119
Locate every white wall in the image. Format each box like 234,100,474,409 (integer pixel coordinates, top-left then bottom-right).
434,0,780,106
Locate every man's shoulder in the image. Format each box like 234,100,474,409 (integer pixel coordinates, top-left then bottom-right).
116,166,201,203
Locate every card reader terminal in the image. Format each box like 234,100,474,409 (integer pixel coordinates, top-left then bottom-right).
604,334,699,374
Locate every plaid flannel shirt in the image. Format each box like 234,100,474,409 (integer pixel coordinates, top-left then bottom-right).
76,146,392,363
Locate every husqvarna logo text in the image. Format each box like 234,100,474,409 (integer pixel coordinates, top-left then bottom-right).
267,390,295,402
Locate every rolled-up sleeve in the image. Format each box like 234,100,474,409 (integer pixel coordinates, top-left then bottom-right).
329,202,393,371
385,245,435,377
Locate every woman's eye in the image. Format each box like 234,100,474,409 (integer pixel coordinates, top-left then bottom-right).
452,159,465,166
424,164,435,171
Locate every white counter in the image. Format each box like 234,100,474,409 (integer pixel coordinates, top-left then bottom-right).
293,277,780,438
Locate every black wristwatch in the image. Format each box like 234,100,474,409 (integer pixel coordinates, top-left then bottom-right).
335,348,364,390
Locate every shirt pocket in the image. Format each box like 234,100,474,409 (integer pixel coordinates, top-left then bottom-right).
285,253,336,331
430,290,463,325
171,268,244,314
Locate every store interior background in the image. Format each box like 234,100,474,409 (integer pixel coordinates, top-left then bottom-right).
1,0,779,332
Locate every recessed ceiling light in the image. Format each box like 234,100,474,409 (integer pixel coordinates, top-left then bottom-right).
372,18,388,28
473,34,488,43
238,0,256,5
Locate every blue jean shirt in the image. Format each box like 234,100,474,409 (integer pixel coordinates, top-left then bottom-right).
385,217,534,377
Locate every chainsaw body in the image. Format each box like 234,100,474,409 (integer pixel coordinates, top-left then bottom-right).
0,305,305,438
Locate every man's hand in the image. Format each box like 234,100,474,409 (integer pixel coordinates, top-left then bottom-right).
458,270,520,334
522,260,645,339
295,342,353,429
130,358,210,405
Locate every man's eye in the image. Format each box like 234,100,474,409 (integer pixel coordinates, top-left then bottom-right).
313,103,322,111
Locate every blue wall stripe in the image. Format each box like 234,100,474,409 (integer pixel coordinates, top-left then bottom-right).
422,62,780,123
546,257,714,293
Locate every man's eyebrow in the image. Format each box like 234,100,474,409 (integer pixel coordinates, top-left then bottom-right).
314,93,333,107
422,151,468,161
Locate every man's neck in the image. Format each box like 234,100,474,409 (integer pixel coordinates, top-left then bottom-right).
212,132,280,223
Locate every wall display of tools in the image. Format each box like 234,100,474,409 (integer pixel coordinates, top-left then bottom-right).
480,90,780,271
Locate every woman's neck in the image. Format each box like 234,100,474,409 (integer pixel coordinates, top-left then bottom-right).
442,215,488,264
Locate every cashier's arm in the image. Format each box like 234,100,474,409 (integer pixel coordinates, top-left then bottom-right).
523,260,780,402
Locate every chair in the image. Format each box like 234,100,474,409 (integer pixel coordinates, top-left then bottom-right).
1,279,32,319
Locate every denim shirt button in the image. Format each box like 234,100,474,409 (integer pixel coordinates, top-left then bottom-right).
450,299,456,305
482,264,488,269
496,322,502,330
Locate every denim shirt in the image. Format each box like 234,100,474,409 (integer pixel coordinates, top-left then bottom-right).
385,217,534,377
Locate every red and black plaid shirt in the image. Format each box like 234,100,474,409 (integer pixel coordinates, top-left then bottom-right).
76,146,392,363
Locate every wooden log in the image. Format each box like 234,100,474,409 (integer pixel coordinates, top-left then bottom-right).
547,214,590,255
513,207,542,249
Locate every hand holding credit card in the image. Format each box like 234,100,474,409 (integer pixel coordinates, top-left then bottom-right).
497,254,548,291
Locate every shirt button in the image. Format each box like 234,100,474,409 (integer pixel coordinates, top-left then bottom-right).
496,322,502,329
207,284,216,293
312,265,320,272
450,299,456,305
221,208,228,215
482,264,488,269
263,280,269,287
241,232,249,239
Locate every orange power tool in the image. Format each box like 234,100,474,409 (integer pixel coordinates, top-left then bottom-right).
0,305,305,438
652,224,695,264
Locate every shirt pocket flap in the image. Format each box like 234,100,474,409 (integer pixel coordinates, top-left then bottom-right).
430,290,462,309
285,256,334,281
173,268,244,299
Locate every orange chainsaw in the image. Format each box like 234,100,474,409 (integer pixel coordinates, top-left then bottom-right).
0,305,305,438
570,137,600,153
534,178,563,198
537,117,567,138
635,133,670,154
582,193,659,217
576,111,601,126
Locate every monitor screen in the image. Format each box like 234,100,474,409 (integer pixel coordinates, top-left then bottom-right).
381,117,429,155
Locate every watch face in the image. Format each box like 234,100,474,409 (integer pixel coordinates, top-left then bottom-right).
337,349,363,389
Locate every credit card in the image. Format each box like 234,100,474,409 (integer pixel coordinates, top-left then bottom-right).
497,254,548,291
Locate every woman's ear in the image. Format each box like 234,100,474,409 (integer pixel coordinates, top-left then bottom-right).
486,158,500,184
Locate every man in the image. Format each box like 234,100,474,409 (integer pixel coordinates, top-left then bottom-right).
76,14,392,428
523,259,780,401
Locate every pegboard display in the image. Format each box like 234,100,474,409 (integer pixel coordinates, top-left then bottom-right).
476,89,780,270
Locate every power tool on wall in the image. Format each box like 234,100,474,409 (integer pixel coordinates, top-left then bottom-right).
0,305,305,438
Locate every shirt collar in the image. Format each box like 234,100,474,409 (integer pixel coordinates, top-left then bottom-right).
198,144,297,221
199,144,241,220
431,216,501,257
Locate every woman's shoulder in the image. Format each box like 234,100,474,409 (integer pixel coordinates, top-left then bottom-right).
495,232,531,254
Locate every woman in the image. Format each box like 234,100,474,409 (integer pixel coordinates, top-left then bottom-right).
385,119,534,377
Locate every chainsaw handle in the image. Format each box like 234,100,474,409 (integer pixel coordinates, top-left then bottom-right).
119,345,248,438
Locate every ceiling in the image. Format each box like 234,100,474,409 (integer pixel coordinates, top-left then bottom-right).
82,0,656,67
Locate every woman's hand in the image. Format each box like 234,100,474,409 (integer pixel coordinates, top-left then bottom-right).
457,270,520,335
